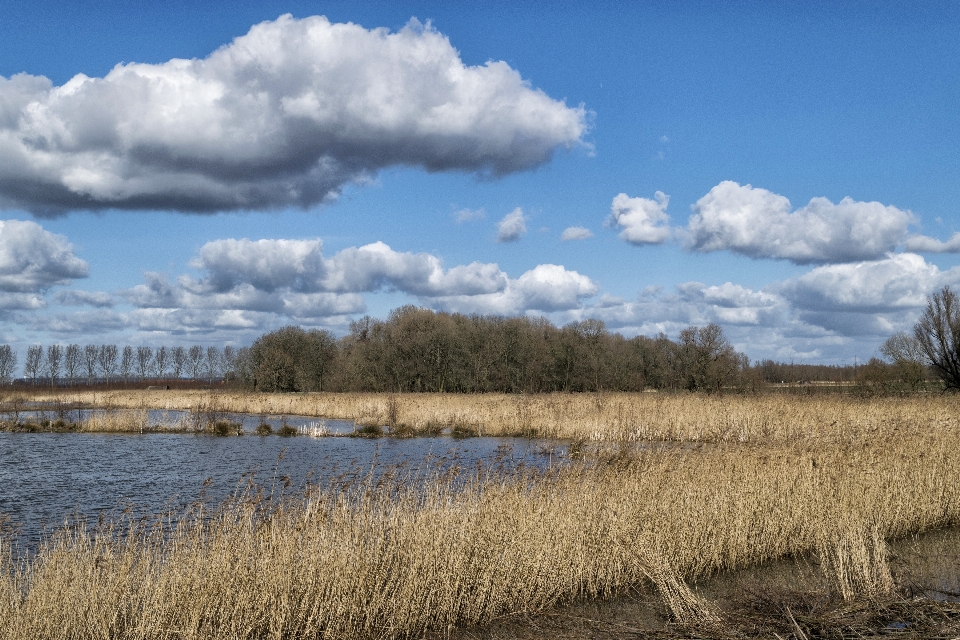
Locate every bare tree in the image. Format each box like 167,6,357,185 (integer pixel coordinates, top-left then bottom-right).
222,346,236,380
25,345,43,386
914,286,960,390
64,344,81,386
83,345,99,385
171,346,187,379
0,345,17,384
136,346,153,381
99,344,119,383
188,345,204,380
120,346,135,382
46,345,63,388
205,346,222,383
880,331,926,390
153,346,169,380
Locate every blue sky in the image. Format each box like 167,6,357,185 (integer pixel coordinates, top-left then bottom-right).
0,1,958,364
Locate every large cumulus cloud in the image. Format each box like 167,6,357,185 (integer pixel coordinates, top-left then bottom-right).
122,237,597,319
685,181,915,264
0,15,586,215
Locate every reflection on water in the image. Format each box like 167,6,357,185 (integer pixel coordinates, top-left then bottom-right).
0,430,564,547
892,527,960,601
7,409,361,434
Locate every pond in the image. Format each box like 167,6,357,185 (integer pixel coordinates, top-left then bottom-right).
0,428,566,547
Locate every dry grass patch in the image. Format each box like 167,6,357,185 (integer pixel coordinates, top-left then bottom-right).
22,389,960,443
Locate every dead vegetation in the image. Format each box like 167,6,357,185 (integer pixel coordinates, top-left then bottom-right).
0,415,958,638
14,388,960,443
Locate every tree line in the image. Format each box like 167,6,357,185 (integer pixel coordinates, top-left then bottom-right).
236,306,756,393
13,289,960,393
0,344,237,386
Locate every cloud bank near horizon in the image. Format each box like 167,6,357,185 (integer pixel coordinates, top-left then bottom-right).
0,15,586,216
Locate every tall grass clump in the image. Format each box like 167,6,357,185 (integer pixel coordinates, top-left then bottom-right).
1,424,958,638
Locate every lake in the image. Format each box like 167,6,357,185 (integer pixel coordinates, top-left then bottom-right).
0,427,566,547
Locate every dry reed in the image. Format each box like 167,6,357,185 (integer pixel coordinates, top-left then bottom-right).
1,422,958,638
27,388,960,443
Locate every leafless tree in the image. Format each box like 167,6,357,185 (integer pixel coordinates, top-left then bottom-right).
83,345,99,385
99,344,119,383
171,346,187,379
25,345,43,386
222,346,236,380
136,346,153,381
188,345,204,380
153,346,169,379
205,346,222,382
880,331,926,390
46,345,63,387
0,345,17,384
64,344,81,386
120,346,134,382
914,286,960,390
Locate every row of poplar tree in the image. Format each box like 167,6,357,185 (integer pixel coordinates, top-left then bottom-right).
0,344,237,386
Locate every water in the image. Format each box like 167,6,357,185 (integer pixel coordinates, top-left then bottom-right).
0,429,565,547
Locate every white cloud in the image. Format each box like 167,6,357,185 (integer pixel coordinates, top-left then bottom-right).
122,236,599,329
903,232,960,253
607,192,671,245
778,252,944,312
0,15,586,215
769,253,960,337
560,226,593,241
453,207,485,223
686,181,915,264
53,289,114,307
0,219,88,292
496,207,527,243
433,263,598,314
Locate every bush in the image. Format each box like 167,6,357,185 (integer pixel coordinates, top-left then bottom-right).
255,422,273,436
210,420,240,436
277,424,298,437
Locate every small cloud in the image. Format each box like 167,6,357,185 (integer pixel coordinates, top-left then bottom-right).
561,226,593,241
54,290,115,308
659,135,670,143
496,207,527,243
903,232,960,254
453,207,485,223
606,192,671,245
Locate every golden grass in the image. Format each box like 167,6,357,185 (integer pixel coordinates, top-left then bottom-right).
1,421,959,638
25,388,960,443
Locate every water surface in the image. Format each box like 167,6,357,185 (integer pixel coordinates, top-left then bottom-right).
0,429,563,547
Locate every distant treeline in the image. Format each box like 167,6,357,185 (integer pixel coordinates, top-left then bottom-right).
0,344,235,387
234,306,874,393
2,306,917,393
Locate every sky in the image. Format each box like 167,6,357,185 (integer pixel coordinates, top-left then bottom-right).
0,0,958,365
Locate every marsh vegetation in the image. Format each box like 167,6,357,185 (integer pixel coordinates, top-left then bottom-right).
0,389,958,637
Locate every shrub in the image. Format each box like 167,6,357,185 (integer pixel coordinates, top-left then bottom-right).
255,422,273,436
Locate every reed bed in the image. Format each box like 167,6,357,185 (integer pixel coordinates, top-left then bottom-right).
28,389,960,443
1,423,959,639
